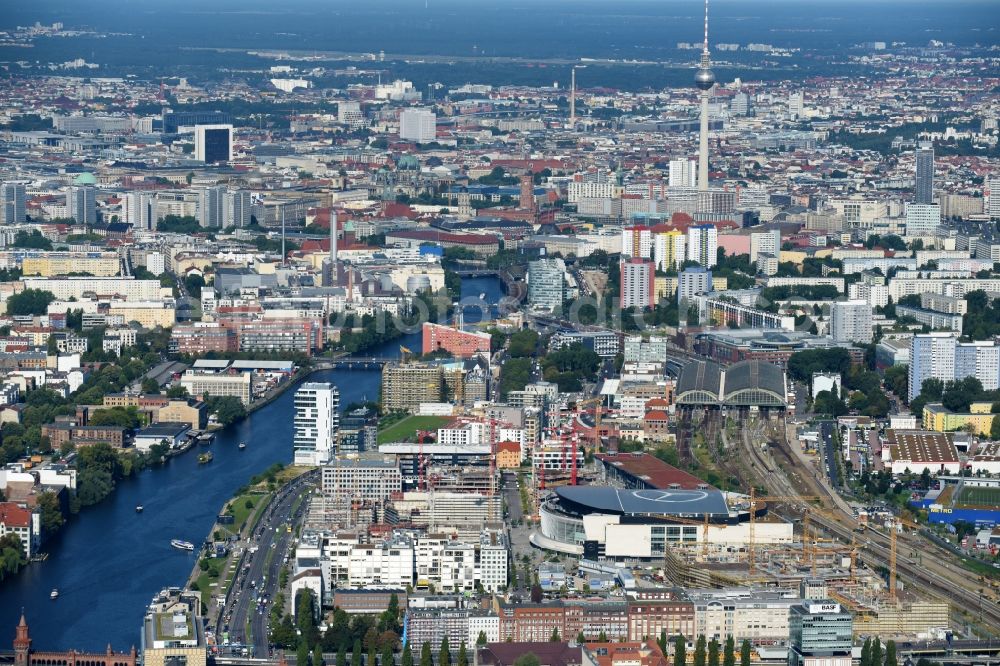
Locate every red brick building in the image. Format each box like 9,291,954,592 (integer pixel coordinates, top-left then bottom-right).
421,322,491,358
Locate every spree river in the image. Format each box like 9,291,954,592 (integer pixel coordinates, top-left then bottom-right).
0,277,503,652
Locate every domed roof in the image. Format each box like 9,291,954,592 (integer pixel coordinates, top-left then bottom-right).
73,172,97,185
397,155,420,170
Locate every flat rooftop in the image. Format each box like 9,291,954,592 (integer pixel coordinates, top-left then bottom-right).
595,452,710,490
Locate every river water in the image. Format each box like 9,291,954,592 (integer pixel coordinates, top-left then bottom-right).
0,277,503,652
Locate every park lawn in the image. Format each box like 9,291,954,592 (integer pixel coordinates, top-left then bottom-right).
227,492,270,534
195,555,227,598
377,415,452,444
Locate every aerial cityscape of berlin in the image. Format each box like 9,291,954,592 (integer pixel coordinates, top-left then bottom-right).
0,2,999,666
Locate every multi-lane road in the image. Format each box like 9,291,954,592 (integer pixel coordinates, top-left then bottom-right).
221,469,318,657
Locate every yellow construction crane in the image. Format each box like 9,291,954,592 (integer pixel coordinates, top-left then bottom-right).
802,506,861,582
885,514,922,602
747,489,823,573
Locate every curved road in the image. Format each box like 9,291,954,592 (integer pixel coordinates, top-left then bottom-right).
222,469,318,657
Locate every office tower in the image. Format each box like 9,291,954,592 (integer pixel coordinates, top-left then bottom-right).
653,229,686,271
788,600,853,666
830,300,873,344
620,225,653,259
915,141,934,204
527,258,566,311
293,382,339,465
669,158,697,187
677,266,712,304
399,108,436,143
905,202,941,235
730,91,752,116
1,182,26,225
694,0,715,192
686,224,718,267
908,333,958,401
67,185,96,225
197,186,226,228
620,258,655,309
194,124,233,163
338,101,365,128
986,177,1000,221
123,192,155,230
224,189,252,228
750,228,781,262
787,91,804,119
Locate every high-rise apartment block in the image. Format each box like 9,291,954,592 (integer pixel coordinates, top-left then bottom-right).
1,182,26,225
687,224,718,267
830,300,873,344
197,186,225,228
293,382,340,465
669,159,697,187
915,141,934,205
67,185,96,225
620,258,655,309
399,108,436,143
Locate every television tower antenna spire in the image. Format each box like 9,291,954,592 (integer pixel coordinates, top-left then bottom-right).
694,0,716,193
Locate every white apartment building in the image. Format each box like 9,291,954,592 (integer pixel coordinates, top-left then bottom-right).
692,590,798,645
987,177,1000,220
22,277,162,301
905,203,942,236
180,370,252,405
348,539,415,588
686,225,718,267
830,300,873,344
294,382,340,465
399,108,436,143
436,422,526,448
321,459,402,501
749,229,781,262
623,336,669,364
848,282,889,308
568,181,617,203
669,159,697,188
621,226,653,259
123,192,155,230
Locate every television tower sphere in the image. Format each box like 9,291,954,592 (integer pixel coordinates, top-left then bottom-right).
694,67,715,91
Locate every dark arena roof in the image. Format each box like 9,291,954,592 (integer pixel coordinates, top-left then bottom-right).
595,452,708,490
554,486,730,519
675,359,787,408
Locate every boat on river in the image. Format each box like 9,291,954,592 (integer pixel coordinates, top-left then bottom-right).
170,539,194,551
135,505,143,513
50,589,58,600
238,441,247,450
198,452,214,464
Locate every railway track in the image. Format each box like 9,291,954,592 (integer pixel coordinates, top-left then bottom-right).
738,417,1000,633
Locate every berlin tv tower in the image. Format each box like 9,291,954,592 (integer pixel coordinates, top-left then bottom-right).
694,0,715,192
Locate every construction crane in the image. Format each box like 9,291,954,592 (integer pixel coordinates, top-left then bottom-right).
885,514,922,602
747,489,823,573
573,396,605,448
801,506,860,580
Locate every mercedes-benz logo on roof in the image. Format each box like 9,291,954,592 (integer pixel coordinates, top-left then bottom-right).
632,489,709,503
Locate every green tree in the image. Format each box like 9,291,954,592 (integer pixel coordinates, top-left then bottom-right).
337,650,347,666
550,627,560,642
739,641,751,666
297,641,311,666
457,642,468,666
871,638,883,666
439,636,451,666
723,637,735,666
420,641,432,666
314,643,324,666
674,635,687,666
381,645,395,666
694,635,706,666
658,631,668,656
352,639,362,666
401,643,413,666
36,491,64,534
6,289,56,316
708,638,720,666
207,396,247,426
141,377,160,394
476,631,488,647
885,641,897,666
